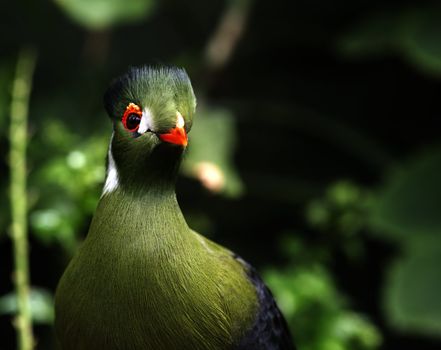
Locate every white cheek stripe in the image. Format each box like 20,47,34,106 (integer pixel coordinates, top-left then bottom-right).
176,111,185,128
138,108,155,134
102,133,119,196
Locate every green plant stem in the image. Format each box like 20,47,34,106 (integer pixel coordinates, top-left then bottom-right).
9,47,37,350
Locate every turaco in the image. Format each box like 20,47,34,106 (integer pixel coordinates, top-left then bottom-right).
55,66,296,350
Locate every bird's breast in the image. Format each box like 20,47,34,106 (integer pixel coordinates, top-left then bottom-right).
55,230,257,350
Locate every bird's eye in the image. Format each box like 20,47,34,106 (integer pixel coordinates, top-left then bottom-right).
125,114,141,131
122,103,143,132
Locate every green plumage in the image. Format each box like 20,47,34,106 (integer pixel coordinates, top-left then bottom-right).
56,187,257,349
55,67,259,349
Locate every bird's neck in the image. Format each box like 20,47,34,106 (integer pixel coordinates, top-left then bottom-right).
103,133,185,197
96,185,188,237
95,136,192,255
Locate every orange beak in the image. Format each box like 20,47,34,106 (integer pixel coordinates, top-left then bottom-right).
158,126,188,147
158,112,188,147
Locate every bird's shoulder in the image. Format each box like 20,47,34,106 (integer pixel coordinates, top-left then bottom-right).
232,254,296,350
190,231,296,350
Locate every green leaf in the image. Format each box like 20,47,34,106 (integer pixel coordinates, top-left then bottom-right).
264,264,381,350
400,10,441,75
369,147,441,239
384,236,441,337
0,288,54,324
182,107,244,197
54,0,156,30
365,146,441,337
338,7,441,76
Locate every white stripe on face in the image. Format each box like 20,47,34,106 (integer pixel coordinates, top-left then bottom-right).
138,108,155,134
102,133,119,196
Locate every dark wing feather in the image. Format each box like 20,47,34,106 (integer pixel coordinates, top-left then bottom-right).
233,255,297,350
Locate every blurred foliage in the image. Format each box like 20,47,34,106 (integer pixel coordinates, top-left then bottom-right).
28,120,108,251
182,106,244,196
54,0,156,30
370,146,441,239
0,288,54,325
265,237,381,350
307,181,371,238
2,0,441,349
0,61,14,130
267,266,381,350
369,147,441,337
384,236,441,338
304,146,441,339
339,6,441,76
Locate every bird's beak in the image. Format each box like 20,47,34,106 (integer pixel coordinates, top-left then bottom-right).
158,112,188,147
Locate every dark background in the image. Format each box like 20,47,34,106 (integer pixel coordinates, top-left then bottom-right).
1,0,441,349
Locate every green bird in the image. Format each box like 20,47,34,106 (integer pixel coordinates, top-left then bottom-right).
55,66,295,350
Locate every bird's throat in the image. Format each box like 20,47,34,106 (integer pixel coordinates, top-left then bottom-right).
106,133,185,196
96,187,188,246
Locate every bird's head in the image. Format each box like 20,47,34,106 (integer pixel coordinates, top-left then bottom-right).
103,66,196,193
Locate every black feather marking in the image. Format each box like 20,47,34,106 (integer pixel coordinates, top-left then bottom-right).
233,255,297,350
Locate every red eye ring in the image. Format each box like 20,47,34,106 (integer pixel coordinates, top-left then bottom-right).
122,103,142,132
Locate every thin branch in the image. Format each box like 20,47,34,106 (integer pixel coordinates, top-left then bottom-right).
9,47,37,350
204,0,252,70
